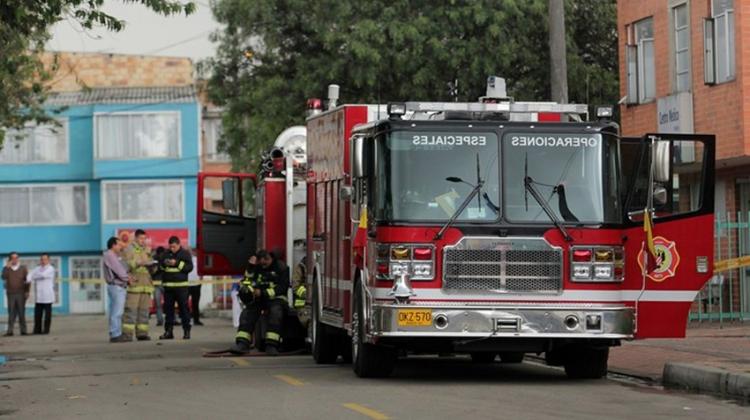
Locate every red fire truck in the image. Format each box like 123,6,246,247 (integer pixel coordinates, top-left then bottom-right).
197,77,715,379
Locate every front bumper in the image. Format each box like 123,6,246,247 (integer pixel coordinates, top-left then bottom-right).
370,304,634,339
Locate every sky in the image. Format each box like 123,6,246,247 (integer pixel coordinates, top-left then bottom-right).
47,1,221,63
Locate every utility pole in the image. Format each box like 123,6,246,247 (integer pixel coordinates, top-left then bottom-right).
549,0,568,104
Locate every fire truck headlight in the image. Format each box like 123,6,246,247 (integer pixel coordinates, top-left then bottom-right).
390,262,409,277
593,265,613,279
412,263,433,278
572,264,591,280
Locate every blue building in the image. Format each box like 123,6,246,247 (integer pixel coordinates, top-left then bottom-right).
0,86,200,316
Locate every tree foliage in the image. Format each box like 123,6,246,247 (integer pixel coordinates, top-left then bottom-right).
205,0,619,170
0,0,195,144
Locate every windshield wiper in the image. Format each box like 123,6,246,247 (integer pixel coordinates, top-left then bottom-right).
524,176,573,242
434,177,484,240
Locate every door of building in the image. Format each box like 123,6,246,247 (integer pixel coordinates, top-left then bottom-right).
69,256,105,314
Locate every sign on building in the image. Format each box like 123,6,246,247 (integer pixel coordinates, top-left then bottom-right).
657,92,694,133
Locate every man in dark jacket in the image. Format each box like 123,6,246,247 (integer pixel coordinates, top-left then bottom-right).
229,249,289,355
2,252,29,336
158,236,193,340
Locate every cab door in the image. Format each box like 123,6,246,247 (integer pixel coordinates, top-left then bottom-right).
197,172,257,276
621,134,715,338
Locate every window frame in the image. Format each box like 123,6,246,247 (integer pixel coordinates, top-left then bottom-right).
101,179,185,223
671,2,691,93
93,111,182,161
636,17,656,103
705,0,735,85
0,182,89,227
0,118,70,164
625,17,656,105
203,117,230,163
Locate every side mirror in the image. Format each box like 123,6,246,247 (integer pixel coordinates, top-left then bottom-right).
653,140,671,183
339,185,353,201
351,135,365,178
653,184,668,206
221,179,238,212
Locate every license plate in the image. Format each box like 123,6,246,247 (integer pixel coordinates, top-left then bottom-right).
397,309,433,326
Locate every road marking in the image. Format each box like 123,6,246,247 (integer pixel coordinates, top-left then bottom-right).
131,377,140,385
342,403,389,420
274,374,304,386
230,358,250,367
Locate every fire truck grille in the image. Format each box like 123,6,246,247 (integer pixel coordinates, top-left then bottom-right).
442,238,562,294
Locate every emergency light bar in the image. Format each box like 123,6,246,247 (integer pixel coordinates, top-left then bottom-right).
390,101,589,121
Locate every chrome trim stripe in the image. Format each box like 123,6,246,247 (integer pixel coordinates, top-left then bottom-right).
370,287,699,302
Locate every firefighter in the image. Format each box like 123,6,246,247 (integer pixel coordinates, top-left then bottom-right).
122,229,155,341
229,249,289,356
292,257,307,310
159,236,194,340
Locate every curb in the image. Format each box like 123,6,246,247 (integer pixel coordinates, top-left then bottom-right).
663,362,750,402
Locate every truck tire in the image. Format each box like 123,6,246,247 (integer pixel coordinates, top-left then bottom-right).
563,346,609,379
311,279,338,364
352,280,396,378
470,352,497,363
498,352,525,364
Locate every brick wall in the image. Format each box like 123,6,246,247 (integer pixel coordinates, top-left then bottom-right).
42,52,194,92
617,0,746,161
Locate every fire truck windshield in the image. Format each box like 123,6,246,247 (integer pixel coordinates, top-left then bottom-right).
503,132,619,224
377,130,501,222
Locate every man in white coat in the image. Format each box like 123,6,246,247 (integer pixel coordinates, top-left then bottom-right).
27,254,56,334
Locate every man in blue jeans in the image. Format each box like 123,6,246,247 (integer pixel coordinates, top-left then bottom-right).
103,237,130,343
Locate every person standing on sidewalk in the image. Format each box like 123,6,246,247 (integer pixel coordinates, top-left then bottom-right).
159,236,193,340
151,246,166,327
103,237,130,343
122,229,155,341
26,254,56,334
187,250,203,326
2,252,29,336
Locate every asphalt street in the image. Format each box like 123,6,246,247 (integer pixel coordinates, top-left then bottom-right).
0,316,747,419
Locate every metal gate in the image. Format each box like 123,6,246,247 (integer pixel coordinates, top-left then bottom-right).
689,213,750,322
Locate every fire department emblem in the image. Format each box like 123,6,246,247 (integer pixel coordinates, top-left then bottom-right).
637,236,680,282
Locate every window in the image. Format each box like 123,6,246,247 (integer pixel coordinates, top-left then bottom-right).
203,118,230,162
705,0,735,84
0,119,68,164
0,184,88,226
70,257,103,304
17,256,62,307
103,180,184,222
626,18,655,104
95,112,180,159
673,4,691,92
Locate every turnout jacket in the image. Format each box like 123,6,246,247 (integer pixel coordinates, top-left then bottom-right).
159,247,194,286
123,243,154,293
240,259,289,302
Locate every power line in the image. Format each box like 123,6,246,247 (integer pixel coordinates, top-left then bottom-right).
144,30,213,55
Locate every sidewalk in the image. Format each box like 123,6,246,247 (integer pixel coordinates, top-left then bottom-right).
609,322,750,400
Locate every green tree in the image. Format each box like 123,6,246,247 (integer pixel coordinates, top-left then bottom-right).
205,0,618,169
0,0,195,145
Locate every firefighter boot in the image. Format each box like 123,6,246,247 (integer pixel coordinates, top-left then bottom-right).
159,327,174,340
229,339,251,355
265,343,279,356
